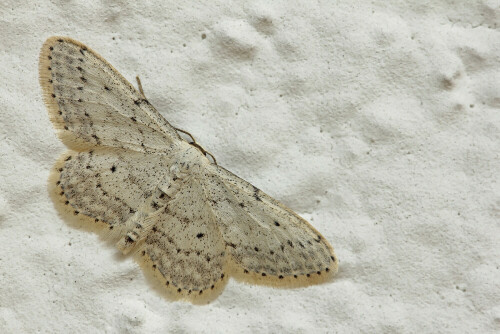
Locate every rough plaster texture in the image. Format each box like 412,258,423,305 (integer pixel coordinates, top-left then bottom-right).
0,1,499,332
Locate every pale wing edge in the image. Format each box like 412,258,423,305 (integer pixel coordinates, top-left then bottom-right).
39,36,180,151
209,165,339,288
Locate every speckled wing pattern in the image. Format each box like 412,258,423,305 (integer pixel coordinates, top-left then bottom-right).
39,36,338,303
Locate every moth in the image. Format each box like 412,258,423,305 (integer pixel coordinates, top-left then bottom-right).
39,36,338,303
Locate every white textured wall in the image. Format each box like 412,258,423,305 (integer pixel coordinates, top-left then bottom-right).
0,1,499,332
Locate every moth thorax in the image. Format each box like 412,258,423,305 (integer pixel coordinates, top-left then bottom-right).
169,144,206,178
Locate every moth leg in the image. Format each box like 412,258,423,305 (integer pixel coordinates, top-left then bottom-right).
174,127,197,143
135,75,217,164
174,128,218,165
